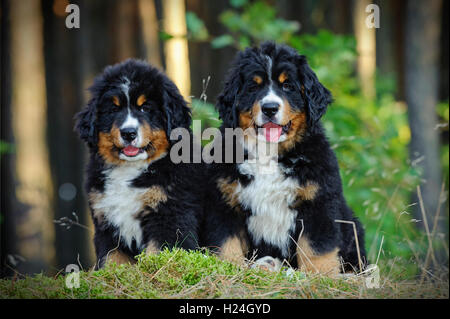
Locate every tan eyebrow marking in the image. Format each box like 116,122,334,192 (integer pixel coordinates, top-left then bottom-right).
253,75,263,85
137,94,147,107
112,96,120,106
278,71,288,84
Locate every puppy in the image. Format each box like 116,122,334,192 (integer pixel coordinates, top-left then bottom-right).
201,42,367,274
75,59,201,268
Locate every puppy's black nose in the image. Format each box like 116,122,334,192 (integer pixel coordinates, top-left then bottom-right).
261,102,280,118
120,128,137,142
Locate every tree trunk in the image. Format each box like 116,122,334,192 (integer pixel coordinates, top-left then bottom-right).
138,0,163,68
42,0,92,271
0,0,19,278
404,0,444,238
162,0,191,101
110,0,142,62
186,0,234,103
353,0,376,99
9,0,54,274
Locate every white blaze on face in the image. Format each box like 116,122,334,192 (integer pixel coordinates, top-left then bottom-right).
252,56,287,144
120,77,131,106
119,110,141,143
255,87,286,144
119,113,148,161
117,77,148,161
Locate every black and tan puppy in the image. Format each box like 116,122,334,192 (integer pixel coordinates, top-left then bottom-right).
75,59,201,268
201,42,367,275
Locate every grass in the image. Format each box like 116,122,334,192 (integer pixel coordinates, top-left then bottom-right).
0,248,448,299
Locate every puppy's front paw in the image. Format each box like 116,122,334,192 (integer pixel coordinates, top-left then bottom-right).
251,256,282,272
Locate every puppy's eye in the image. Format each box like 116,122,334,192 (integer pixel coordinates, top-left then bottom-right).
282,82,293,92
111,96,121,112
140,102,152,113
248,85,258,93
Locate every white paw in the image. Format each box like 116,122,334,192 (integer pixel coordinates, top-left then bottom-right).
251,256,282,272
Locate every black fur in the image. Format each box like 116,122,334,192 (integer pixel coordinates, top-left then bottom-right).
200,42,367,272
75,59,202,268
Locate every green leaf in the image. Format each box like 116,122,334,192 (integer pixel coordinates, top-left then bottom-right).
0,141,14,154
158,31,174,41
211,34,234,49
230,0,248,8
186,11,209,41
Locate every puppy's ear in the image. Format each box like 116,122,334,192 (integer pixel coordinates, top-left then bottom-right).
162,80,191,141
74,97,98,147
217,65,242,128
297,55,332,127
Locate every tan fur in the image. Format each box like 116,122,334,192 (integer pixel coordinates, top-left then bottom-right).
219,232,249,265
216,177,240,209
296,238,340,276
278,71,288,84
279,100,307,154
290,181,320,209
137,94,146,107
253,75,263,85
141,124,170,163
145,240,160,255
238,104,259,131
297,181,319,201
97,123,169,165
88,191,105,224
112,96,120,106
106,250,135,265
98,125,123,164
138,186,168,214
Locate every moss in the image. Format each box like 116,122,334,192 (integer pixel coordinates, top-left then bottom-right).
0,249,447,299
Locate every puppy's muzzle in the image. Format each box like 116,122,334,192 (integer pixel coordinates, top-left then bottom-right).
261,102,280,119
120,127,137,143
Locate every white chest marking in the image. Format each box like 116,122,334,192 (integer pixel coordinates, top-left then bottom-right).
237,159,299,256
92,162,148,250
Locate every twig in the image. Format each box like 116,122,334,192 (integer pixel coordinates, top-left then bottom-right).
53,212,93,233
375,235,384,266
289,219,320,274
368,185,399,260
417,186,438,279
335,219,363,273
421,180,446,278
149,249,181,281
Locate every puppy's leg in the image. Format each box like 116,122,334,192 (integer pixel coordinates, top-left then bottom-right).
219,232,248,266
296,238,340,276
338,215,367,273
94,226,135,268
145,240,160,255
105,250,135,265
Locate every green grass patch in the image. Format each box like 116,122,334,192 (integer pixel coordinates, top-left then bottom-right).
0,249,447,299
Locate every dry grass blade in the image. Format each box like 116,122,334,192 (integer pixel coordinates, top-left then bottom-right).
417,186,438,282
335,219,363,273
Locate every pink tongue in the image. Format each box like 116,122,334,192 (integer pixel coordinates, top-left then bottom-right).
263,122,282,142
123,146,140,157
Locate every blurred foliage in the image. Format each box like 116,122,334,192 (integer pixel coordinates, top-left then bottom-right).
187,0,450,276
186,11,209,41
0,141,15,155
437,101,449,189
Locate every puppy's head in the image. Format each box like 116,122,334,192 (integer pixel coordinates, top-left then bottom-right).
217,42,332,153
75,59,191,164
